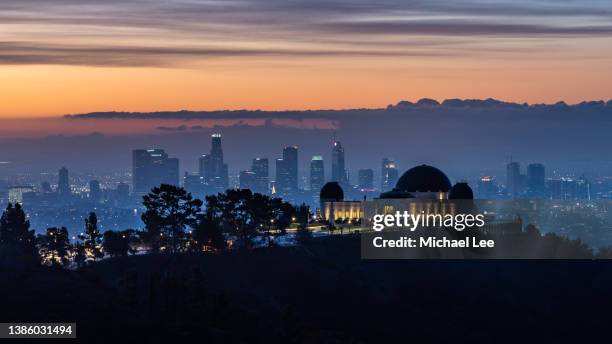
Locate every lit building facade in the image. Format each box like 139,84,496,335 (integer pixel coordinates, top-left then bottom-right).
381,158,399,192
310,156,325,192
132,149,180,195
199,134,229,191
331,140,348,185
8,186,35,204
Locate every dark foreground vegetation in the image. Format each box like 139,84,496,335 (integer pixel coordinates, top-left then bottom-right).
2,235,612,343
2,184,612,343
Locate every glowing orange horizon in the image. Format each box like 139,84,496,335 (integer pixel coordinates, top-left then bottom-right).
2,53,611,119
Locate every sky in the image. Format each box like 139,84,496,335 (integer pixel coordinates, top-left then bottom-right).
1,0,612,118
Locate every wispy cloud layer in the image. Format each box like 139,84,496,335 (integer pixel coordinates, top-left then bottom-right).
1,0,612,67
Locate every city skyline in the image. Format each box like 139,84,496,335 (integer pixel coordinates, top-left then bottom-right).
2,1,611,340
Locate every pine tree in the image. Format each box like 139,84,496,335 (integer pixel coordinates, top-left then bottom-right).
0,203,38,264
142,184,203,253
80,212,103,262
38,227,70,267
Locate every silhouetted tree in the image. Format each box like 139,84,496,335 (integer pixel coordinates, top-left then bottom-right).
80,212,103,262
38,227,70,267
294,203,311,227
270,198,295,235
142,184,203,253
294,204,312,245
206,189,257,249
0,203,38,264
191,214,226,252
72,240,87,268
103,229,137,257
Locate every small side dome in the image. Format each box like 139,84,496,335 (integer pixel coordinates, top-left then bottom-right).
395,165,452,193
449,182,474,200
320,182,344,201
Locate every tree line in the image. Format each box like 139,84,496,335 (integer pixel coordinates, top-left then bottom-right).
0,184,312,268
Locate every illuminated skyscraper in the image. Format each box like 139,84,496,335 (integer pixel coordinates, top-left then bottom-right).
183,172,206,199
199,133,229,191
381,158,399,192
506,161,521,198
57,167,71,197
310,156,325,192
477,176,496,199
132,149,179,195
239,170,257,190
331,140,348,185
251,158,269,194
276,146,298,194
527,163,546,197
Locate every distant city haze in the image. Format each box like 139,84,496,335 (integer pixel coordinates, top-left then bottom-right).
1,99,612,184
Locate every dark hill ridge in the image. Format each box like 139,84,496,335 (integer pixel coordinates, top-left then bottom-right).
2,236,612,343
64,98,612,120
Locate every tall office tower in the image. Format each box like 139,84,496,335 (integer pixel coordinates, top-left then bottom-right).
57,167,71,197
477,176,496,199
89,180,102,203
527,163,546,197
381,158,399,192
358,169,374,190
199,134,229,191
183,172,206,199
251,158,269,194
283,146,298,192
239,170,257,190
310,156,325,192
274,146,298,194
198,154,208,179
275,158,289,194
506,161,521,198
132,149,180,195
332,140,348,185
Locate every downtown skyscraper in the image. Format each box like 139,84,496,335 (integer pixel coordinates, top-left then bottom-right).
251,158,269,194
199,133,229,192
331,140,348,186
506,161,521,198
527,163,546,197
57,167,71,197
239,158,269,194
276,146,298,194
381,158,398,192
132,149,179,195
310,155,325,192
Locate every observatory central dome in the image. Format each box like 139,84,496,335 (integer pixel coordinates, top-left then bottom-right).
395,165,452,193
320,181,344,201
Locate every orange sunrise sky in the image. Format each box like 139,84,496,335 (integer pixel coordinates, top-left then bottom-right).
1,0,612,118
